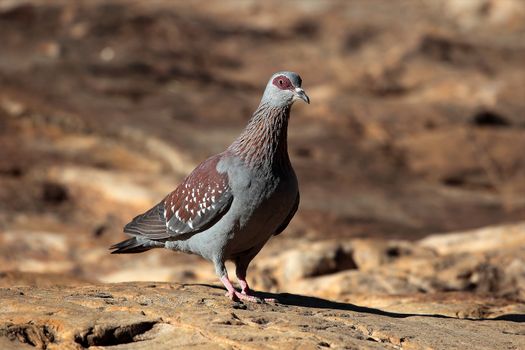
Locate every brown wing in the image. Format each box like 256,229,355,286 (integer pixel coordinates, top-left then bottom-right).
164,155,233,236
123,154,233,240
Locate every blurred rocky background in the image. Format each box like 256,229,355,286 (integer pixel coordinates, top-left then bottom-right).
1,0,525,347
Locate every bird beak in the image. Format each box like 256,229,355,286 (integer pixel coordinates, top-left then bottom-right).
294,87,310,104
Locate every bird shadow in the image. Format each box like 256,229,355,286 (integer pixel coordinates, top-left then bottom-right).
187,283,525,323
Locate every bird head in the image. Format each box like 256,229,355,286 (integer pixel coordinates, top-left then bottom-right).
262,71,310,107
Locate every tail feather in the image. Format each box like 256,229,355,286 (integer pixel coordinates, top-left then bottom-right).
123,201,170,240
111,201,169,254
110,237,158,254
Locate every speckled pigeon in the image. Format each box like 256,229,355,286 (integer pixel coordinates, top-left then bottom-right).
110,72,309,302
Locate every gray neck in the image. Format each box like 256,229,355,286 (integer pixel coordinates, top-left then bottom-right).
228,102,291,170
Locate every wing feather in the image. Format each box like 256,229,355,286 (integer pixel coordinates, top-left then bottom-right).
122,154,232,241
165,155,232,235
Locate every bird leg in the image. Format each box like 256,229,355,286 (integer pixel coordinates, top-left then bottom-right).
235,267,256,296
215,260,256,302
219,275,261,303
235,266,277,303
238,277,250,295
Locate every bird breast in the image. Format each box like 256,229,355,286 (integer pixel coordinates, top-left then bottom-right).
226,166,298,254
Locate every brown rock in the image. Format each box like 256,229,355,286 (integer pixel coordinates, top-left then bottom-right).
253,241,355,284
251,223,525,308
0,282,523,350
419,222,525,255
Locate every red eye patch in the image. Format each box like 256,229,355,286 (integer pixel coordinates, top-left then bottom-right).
272,75,293,90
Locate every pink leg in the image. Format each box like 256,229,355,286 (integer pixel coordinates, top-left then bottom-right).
220,275,261,303
238,278,250,294
236,275,277,303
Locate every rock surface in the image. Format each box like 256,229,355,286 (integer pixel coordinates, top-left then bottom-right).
1,282,524,350
251,223,525,302
1,223,525,349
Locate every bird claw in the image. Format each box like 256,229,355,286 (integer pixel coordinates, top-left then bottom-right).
260,297,278,303
225,290,276,304
226,290,261,303
242,289,277,303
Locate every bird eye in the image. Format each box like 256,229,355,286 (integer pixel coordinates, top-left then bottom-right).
272,76,291,90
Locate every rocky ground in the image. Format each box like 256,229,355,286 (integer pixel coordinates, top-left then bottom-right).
1,0,525,348
1,282,524,350
2,222,525,349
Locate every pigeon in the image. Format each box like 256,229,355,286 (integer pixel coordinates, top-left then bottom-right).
110,71,309,302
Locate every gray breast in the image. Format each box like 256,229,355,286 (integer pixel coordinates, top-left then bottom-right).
224,161,298,256
179,156,297,261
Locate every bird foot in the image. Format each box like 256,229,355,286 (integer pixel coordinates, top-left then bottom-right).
226,290,260,303
220,275,277,303
225,290,276,303
242,288,277,303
